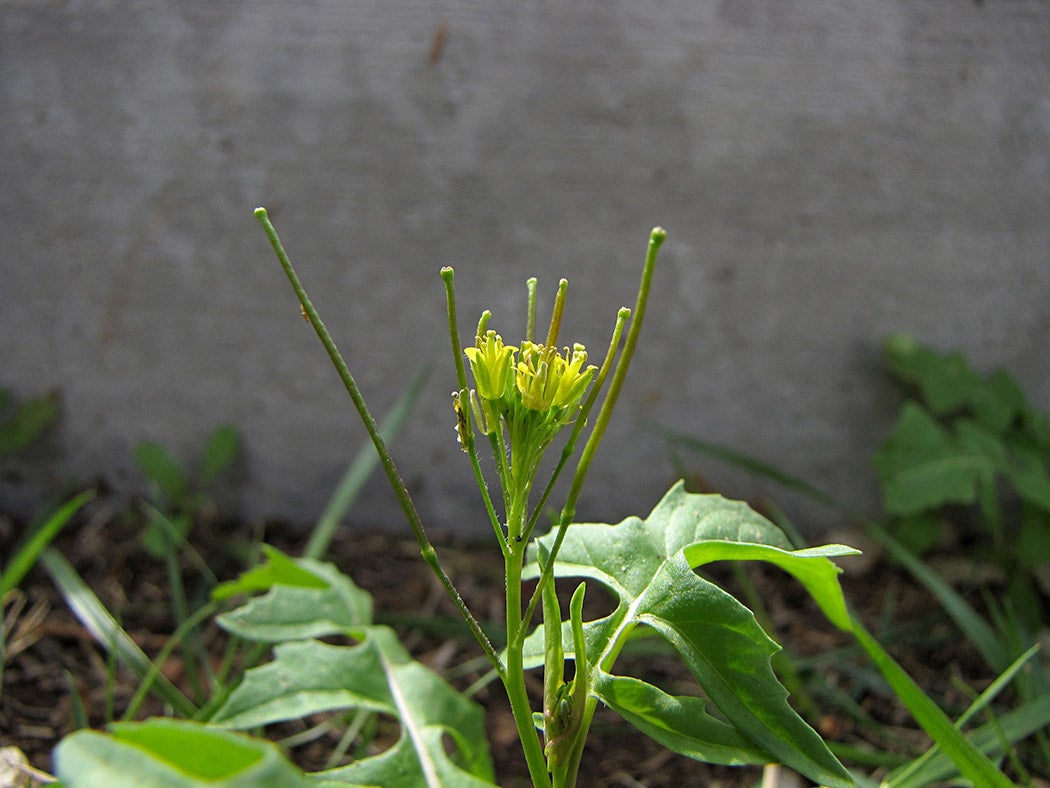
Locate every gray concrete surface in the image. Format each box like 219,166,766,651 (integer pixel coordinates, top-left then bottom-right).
3,2,1048,536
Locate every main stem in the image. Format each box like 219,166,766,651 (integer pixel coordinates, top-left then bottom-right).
503,499,552,787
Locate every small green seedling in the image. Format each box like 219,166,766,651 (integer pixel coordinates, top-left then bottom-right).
134,424,240,557
0,388,60,455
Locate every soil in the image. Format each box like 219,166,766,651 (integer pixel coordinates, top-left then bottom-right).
1,492,1045,787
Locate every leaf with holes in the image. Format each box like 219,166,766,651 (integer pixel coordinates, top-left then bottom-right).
210,550,493,786
213,627,495,786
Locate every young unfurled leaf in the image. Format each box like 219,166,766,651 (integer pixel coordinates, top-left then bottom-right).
212,545,330,601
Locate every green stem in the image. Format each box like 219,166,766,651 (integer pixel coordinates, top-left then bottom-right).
442,268,507,554
504,502,552,787
566,227,665,510
524,307,631,543
541,557,564,728
254,207,503,678
553,584,590,788
490,428,512,514
521,229,665,636
441,268,470,389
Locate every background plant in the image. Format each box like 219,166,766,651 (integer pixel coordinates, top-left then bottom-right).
652,333,1050,785
0,388,60,457
0,370,427,774
133,424,241,559
875,332,1050,631
1,387,89,703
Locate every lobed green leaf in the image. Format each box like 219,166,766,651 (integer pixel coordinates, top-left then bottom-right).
213,627,495,786
883,332,1024,433
591,672,773,766
524,482,856,787
873,403,998,515
212,545,330,600
215,548,372,639
211,550,493,786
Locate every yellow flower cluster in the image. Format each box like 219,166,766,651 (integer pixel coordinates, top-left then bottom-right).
515,341,594,412
465,332,595,416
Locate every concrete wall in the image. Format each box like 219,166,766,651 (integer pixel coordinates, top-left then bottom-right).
3,1,1048,536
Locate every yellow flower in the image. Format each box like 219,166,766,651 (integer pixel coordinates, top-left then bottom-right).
464,330,516,401
515,342,595,412
552,344,594,408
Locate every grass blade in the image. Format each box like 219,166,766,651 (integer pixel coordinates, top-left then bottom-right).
40,548,197,718
0,490,95,596
886,644,1041,787
850,617,1013,787
887,697,1050,788
648,421,851,513
304,364,429,561
864,526,1011,672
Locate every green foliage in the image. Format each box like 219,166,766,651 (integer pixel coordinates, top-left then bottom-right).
0,492,94,598
39,548,199,718
0,388,60,455
214,548,373,637
31,204,1038,786
877,333,1050,556
28,371,431,785
524,483,857,786
134,424,241,558
54,718,314,787
49,547,496,787
1,493,94,692
211,550,494,785
134,442,189,510
243,211,857,786
653,333,1050,785
200,425,242,488
877,333,1050,636
28,214,875,786
212,545,330,601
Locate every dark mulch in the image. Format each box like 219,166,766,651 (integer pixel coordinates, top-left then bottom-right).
0,492,1039,786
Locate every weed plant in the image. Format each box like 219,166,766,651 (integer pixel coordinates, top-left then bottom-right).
3,214,1034,786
